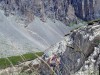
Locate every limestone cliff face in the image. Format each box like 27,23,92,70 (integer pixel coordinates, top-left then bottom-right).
71,0,100,21
0,0,100,24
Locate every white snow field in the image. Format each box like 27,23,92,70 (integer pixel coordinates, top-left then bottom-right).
0,10,84,58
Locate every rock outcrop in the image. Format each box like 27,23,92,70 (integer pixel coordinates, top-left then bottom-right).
60,25,100,74
39,23,100,75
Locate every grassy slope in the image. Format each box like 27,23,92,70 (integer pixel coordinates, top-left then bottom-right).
0,52,43,69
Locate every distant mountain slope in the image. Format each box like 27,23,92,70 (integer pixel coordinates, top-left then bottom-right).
0,10,69,57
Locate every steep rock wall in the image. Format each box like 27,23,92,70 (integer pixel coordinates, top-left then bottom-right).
0,0,100,24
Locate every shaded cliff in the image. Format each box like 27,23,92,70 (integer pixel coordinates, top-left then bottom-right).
71,0,100,21
0,0,100,24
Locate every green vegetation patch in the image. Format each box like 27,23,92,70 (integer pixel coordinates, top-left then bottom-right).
0,52,43,69
69,21,77,27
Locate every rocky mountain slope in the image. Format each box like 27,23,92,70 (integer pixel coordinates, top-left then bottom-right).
0,0,90,57
0,0,100,57
0,0,100,75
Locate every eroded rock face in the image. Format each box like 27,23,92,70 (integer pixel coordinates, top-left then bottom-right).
60,25,100,74
0,0,100,24
39,24,100,75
